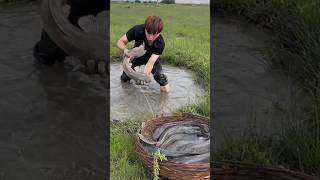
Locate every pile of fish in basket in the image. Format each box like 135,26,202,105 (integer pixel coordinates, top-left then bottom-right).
136,113,210,179
138,120,209,164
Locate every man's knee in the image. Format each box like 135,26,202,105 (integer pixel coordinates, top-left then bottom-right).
154,73,168,86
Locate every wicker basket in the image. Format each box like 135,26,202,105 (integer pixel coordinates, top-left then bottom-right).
212,161,319,180
135,113,210,180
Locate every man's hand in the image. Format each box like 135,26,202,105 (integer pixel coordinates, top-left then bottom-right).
144,54,159,75
123,48,132,61
143,67,152,78
117,34,130,58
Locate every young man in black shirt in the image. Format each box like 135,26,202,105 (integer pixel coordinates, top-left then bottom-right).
117,16,170,92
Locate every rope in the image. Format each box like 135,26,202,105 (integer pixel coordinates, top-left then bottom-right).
138,82,155,118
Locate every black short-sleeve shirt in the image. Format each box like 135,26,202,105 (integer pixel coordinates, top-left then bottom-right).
126,24,165,55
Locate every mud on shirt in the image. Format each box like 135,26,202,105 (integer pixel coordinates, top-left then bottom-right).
126,24,165,56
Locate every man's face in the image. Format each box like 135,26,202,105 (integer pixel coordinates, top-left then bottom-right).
145,29,160,42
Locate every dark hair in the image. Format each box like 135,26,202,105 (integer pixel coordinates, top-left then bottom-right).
144,16,164,35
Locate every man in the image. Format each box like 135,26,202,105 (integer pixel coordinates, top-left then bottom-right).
33,0,109,66
117,15,170,92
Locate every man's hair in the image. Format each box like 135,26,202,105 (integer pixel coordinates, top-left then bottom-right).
144,16,163,35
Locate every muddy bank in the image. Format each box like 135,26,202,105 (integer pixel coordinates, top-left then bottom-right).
212,16,303,149
0,5,108,179
110,63,202,121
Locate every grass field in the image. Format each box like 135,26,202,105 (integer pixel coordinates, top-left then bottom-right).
213,0,320,177
110,3,210,88
111,121,152,179
110,3,210,179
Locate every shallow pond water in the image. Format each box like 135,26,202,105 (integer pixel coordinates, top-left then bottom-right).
110,63,202,121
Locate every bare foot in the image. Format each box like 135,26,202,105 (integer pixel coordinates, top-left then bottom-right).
160,84,170,93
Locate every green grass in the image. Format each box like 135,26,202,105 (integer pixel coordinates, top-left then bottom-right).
177,92,210,116
213,0,320,177
215,133,277,165
110,3,210,179
111,121,151,180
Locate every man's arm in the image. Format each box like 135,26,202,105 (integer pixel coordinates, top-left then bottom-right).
117,34,129,50
144,54,159,76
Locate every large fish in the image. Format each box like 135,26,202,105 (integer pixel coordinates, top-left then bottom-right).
41,0,109,77
163,136,208,152
140,141,190,158
156,125,205,147
158,133,199,149
138,133,157,145
152,121,209,140
176,139,210,155
122,44,151,83
163,135,208,152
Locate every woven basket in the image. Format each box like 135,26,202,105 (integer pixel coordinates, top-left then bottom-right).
212,161,319,180
135,113,210,180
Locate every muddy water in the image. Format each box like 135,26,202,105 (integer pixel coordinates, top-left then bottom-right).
212,17,303,149
110,63,202,121
0,5,108,179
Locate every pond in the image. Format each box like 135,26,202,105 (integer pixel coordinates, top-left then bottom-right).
110,63,202,122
